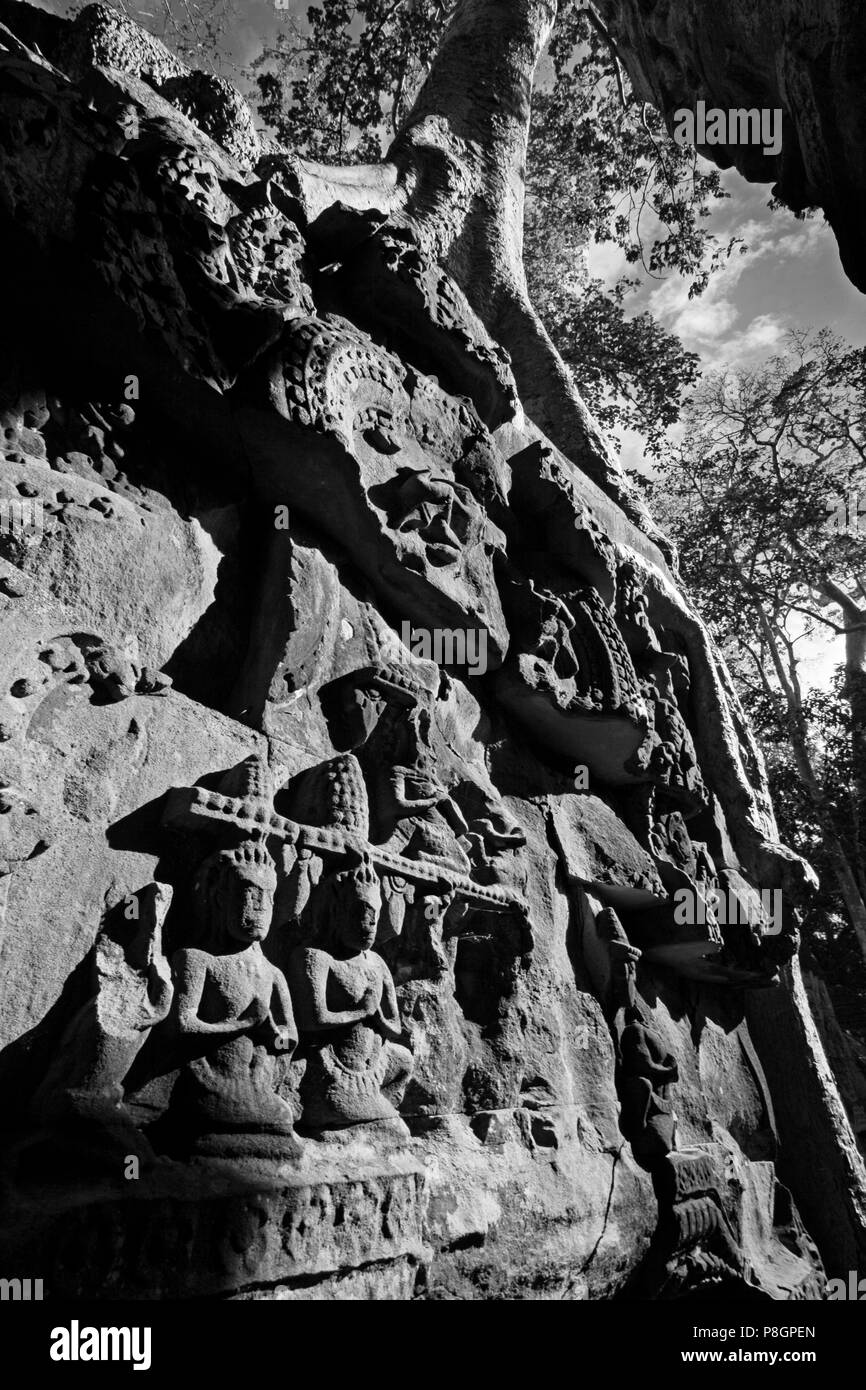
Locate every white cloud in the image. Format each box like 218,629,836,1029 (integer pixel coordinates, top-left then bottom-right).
643,211,825,358
584,238,630,289
618,428,648,476
719,313,786,363
673,296,741,344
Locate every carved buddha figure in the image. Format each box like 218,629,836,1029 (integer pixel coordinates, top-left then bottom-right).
170,841,298,1143
289,854,413,1129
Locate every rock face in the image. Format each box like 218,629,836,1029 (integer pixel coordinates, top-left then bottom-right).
593,0,866,292
0,0,863,1299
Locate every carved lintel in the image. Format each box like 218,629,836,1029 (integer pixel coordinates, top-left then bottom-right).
162,782,526,918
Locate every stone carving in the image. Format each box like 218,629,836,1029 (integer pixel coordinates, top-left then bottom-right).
614,561,707,809
318,221,520,430
508,441,618,601
289,853,413,1130
601,909,679,1164
0,0,849,1303
616,559,655,651
227,182,311,312
562,860,828,1300
376,467,483,570
592,907,821,1298
378,872,416,942
57,2,262,170
82,640,171,702
648,1147,758,1299
164,748,526,926
314,660,528,910
642,1141,824,1300
496,576,649,780
31,882,173,1157
9,633,171,705
82,113,301,394
168,841,299,1154
0,781,52,872
361,699,472,871
460,807,527,888
618,1005,679,1164
0,387,137,481
239,314,510,663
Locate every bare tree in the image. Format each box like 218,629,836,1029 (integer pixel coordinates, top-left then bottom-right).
652,329,866,959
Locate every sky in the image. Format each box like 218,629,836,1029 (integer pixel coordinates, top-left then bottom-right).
585,170,865,688
587,171,865,377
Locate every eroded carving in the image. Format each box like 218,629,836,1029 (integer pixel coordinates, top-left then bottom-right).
602,910,679,1165
31,882,173,1158
318,221,520,429
496,576,648,781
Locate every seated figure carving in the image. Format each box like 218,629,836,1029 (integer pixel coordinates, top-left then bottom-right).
169,841,298,1150
289,854,413,1130
31,883,174,1163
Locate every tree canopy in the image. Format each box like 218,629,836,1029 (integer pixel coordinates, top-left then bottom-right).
647,329,866,994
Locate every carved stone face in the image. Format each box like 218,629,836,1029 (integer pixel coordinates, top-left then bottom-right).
337,884,383,954
222,869,275,945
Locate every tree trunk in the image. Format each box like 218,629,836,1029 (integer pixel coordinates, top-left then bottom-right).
751,584,866,963
843,612,866,897
293,3,652,525
389,0,662,539
381,0,820,895
813,577,866,911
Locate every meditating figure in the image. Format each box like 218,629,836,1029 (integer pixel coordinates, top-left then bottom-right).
289,853,413,1129
170,840,298,1147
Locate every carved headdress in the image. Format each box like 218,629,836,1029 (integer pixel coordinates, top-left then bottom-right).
312,848,382,947
194,839,278,932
